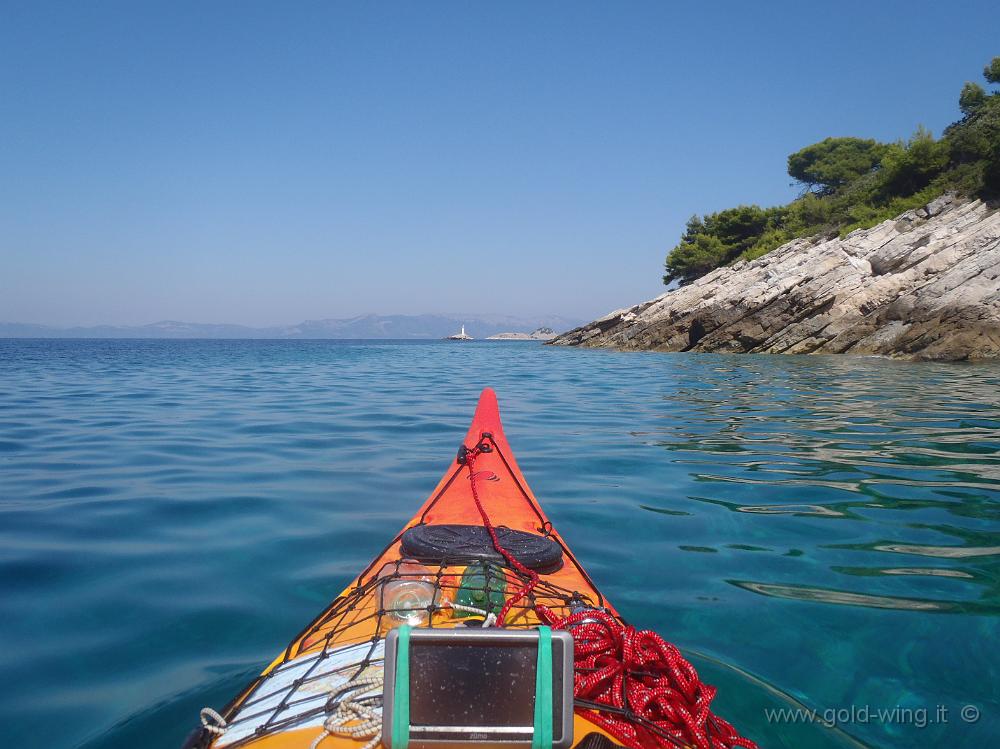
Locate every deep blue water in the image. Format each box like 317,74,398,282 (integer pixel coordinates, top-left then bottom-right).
1,339,998,748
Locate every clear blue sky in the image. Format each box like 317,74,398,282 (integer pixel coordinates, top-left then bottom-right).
2,1,996,326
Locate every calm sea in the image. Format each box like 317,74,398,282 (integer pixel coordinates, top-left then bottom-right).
1,339,998,748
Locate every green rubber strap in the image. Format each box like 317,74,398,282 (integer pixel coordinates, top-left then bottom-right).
532,626,553,749
391,626,411,749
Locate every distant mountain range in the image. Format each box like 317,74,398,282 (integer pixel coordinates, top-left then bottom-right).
0,314,585,340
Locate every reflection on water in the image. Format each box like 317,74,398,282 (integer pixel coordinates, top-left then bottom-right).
739,503,846,517
838,566,975,579
729,580,954,612
1,340,998,749
873,543,1000,558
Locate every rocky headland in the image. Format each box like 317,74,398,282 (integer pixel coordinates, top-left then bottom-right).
550,195,1000,361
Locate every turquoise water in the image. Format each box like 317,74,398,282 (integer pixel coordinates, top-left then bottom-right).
1,339,998,748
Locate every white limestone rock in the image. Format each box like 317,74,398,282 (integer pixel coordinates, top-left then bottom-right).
550,195,1000,361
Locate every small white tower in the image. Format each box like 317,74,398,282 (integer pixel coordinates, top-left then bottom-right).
445,324,473,340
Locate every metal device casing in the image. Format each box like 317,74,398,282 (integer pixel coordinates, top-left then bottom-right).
382,627,575,749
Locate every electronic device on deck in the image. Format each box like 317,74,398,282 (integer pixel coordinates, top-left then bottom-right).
382,627,574,749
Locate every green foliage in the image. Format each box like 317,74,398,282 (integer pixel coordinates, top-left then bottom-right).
960,82,987,115
837,185,945,236
663,205,784,284
985,57,1000,85
945,90,1000,195
876,126,951,198
784,191,837,235
663,54,1000,285
787,137,886,193
741,228,793,262
702,205,777,254
663,232,729,284
985,154,1000,193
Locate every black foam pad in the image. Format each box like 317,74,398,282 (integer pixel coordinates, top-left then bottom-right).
400,524,563,571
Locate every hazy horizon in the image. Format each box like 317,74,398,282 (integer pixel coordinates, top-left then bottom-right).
2,310,584,330
3,1,996,327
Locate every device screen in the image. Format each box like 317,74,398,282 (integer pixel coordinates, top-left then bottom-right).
409,640,539,728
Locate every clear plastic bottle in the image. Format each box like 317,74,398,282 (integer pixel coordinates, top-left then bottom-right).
378,561,439,627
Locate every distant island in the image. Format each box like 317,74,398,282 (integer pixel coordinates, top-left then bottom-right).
486,327,557,341
0,314,583,340
552,56,1000,361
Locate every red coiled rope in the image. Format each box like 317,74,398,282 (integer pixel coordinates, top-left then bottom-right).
462,439,758,749
542,609,758,749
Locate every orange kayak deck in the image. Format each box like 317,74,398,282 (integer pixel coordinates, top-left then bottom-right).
188,388,619,749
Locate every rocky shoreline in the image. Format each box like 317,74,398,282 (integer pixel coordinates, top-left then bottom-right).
550,194,1000,361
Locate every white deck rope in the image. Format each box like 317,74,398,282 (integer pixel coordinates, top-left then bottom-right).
443,600,488,616
206,601,499,747
309,674,384,749
444,598,496,626
199,707,228,736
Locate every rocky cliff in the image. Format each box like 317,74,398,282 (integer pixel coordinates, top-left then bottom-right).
551,194,1000,361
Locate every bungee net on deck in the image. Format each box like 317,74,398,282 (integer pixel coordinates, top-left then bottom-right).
200,559,756,749
198,556,596,749
195,435,757,749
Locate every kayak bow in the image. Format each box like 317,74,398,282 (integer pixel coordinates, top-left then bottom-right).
187,388,617,749
187,389,756,749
